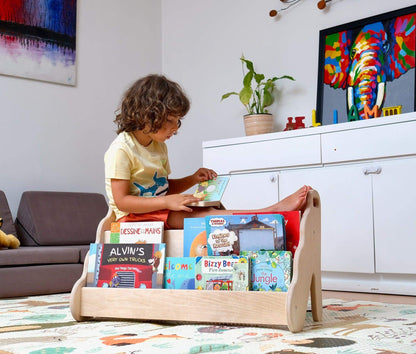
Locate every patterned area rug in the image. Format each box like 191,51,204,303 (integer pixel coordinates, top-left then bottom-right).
0,293,415,354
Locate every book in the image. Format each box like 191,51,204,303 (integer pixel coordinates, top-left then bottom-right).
109,222,120,243
271,211,300,256
88,243,166,289
86,243,101,287
241,250,292,292
195,256,250,291
183,217,208,257
109,221,164,244
163,257,196,289
205,214,286,256
234,211,300,256
188,175,230,207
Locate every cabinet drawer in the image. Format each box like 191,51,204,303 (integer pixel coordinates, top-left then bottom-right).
203,135,321,174
322,120,416,163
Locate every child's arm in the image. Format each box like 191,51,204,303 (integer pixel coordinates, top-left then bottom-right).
168,168,217,194
111,179,201,213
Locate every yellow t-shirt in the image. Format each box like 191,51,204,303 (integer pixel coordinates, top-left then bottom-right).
104,131,171,220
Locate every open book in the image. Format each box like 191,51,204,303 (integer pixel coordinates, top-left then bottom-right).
188,175,230,208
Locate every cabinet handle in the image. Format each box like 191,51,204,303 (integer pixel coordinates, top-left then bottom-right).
363,167,382,175
269,175,277,183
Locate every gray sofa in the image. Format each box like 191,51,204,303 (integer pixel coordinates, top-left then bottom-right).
0,190,108,298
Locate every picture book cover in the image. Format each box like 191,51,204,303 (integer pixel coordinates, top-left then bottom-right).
109,222,120,243
189,175,230,207
163,257,196,289
234,211,300,256
92,243,166,289
86,243,101,287
274,211,300,256
110,221,164,244
183,217,207,257
195,256,249,291
205,214,286,256
241,250,292,292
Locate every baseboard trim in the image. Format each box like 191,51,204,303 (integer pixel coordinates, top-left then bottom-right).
322,271,416,296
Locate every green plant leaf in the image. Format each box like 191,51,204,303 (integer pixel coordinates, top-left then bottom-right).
263,89,274,108
222,56,295,116
239,86,252,106
254,90,262,113
243,71,253,88
241,57,254,72
249,102,256,114
221,92,238,100
271,75,295,81
255,73,265,84
264,80,274,92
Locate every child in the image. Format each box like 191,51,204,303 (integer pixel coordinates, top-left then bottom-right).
105,74,311,229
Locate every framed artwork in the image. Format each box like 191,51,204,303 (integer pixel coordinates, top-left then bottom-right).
316,5,416,125
0,0,77,86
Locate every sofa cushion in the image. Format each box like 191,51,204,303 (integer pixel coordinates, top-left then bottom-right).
0,245,89,266
0,190,17,236
0,264,84,298
15,191,108,246
80,246,90,263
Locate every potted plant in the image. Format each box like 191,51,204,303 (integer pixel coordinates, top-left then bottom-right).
221,55,295,136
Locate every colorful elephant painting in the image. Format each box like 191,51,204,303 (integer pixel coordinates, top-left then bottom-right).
323,11,415,121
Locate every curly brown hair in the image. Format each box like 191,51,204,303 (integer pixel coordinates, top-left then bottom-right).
114,74,190,134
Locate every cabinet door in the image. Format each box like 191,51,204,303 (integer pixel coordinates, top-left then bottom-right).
373,157,416,274
221,171,279,210
278,165,375,273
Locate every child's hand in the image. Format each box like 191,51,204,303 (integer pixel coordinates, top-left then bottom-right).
164,194,202,212
192,168,217,184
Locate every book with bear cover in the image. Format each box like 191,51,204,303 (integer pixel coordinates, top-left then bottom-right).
87,243,165,289
241,250,292,292
205,213,286,256
188,176,230,208
195,255,250,291
163,257,196,289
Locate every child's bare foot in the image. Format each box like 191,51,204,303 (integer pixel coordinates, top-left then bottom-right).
265,185,311,212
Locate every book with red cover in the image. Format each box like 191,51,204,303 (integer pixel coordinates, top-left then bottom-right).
88,243,166,289
233,211,300,256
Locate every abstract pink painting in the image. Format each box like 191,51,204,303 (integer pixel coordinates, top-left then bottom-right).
0,0,77,85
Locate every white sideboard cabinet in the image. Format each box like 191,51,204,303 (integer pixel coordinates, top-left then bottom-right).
203,112,416,295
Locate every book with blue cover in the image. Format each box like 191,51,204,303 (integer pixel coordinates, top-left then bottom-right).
241,250,292,292
205,213,286,256
183,217,207,257
86,243,101,287
163,257,196,289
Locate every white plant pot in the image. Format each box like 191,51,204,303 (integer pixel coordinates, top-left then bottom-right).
243,114,274,136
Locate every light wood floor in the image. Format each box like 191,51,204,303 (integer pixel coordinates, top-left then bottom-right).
322,290,416,305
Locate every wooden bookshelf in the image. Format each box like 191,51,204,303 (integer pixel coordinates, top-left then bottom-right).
70,190,322,333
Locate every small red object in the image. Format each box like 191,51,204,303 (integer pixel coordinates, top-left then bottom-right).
284,116,305,131
294,116,305,129
284,117,296,131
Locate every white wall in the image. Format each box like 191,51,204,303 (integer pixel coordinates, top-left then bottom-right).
2,0,415,218
162,0,416,179
1,0,162,217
